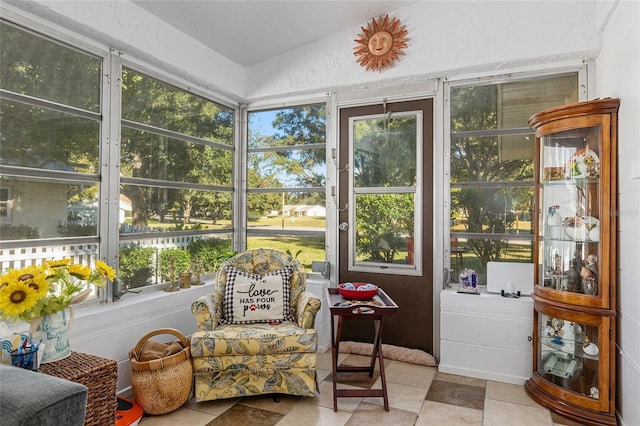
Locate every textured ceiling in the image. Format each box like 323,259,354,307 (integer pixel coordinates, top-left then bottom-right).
132,1,416,66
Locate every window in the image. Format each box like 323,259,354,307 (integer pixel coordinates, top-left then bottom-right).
349,111,421,273
246,105,326,271
1,20,102,276
0,20,236,300
447,73,579,283
118,68,235,290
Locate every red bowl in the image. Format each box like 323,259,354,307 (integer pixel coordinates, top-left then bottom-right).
338,283,378,300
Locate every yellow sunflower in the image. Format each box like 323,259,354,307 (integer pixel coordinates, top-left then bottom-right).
0,281,39,317
2,265,41,283
96,260,116,281
23,273,49,299
68,264,91,280
46,258,73,268
1,267,49,298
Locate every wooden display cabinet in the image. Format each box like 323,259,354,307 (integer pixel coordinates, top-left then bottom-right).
524,98,619,425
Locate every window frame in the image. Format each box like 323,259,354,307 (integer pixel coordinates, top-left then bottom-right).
0,19,105,288
112,60,239,294
347,110,424,275
244,103,329,272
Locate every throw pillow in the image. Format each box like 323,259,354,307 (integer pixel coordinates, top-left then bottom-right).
220,266,296,324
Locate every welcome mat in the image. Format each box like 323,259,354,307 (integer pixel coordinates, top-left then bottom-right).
338,341,437,367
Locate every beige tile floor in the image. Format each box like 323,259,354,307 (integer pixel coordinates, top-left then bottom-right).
138,350,584,426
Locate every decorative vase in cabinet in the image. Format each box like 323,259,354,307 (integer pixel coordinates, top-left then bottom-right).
524,98,619,426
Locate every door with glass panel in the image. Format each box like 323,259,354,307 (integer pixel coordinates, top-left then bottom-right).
338,99,434,352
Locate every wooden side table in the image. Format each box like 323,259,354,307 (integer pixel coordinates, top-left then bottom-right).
326,287,399,411
40,351,118,426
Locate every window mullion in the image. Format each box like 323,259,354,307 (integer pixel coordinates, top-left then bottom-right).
101,50,122,301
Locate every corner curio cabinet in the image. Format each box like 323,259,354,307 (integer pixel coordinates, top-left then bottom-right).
525,99,620,426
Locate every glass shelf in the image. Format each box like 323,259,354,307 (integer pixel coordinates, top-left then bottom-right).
542,178,599,186
537,311,601,399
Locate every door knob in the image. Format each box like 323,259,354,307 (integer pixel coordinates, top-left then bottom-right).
338,222,349,231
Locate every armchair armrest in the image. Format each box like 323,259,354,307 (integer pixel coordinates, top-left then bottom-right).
191,292,223,331
296,291,321,328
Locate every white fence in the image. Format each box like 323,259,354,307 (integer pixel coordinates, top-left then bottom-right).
0,244,101,271
0,235,199,272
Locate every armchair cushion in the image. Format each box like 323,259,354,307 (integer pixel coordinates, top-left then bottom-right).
191,321,317,357
220,266,295,324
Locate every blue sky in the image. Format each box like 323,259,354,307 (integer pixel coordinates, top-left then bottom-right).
248,109,279,137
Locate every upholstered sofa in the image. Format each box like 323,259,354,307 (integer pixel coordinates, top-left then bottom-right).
190,249,321,401
0,364,88,426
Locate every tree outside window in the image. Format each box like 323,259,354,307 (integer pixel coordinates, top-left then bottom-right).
449,74,579,283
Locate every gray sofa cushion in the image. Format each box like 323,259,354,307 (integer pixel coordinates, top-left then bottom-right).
0,364,88,426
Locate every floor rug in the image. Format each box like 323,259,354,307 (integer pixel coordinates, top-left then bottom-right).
337,341,437,367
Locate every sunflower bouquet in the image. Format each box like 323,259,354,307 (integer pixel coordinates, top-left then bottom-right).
0,259,116,323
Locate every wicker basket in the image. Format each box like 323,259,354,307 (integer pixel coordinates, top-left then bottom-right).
40,352,117,425
129,328,193,415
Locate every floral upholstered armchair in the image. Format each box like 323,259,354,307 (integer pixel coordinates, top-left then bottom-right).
190,249,321,402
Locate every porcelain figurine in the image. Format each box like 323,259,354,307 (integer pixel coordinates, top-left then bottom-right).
546,205,562,226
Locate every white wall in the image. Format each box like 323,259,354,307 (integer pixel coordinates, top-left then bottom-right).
245,1,599,100
596,2,640,425
69,284,211,395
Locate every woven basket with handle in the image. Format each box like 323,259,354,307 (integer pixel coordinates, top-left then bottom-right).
129,328,192,415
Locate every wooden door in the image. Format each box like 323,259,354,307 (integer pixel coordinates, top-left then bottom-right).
338,99,434,353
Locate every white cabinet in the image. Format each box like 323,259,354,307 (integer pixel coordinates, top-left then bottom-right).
439,287,533,385
306,278,330,352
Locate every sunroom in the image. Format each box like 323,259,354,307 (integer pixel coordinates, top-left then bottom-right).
0,1,638,425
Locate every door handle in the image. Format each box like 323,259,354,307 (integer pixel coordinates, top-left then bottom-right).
338,222,349,231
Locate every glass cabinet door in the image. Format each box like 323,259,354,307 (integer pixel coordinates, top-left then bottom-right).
536,115,612,309
533,304,611,412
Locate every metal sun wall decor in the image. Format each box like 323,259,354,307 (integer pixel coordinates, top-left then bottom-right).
354,14,408,72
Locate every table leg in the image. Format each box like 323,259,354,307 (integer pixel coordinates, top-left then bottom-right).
329,313,390,411
330,314,341,412
368,319,379,377
373,319,390,411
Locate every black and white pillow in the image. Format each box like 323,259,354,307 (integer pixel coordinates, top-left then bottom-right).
220,265,295,324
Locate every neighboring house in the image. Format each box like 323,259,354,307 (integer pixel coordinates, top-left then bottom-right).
3,185,133,240
3,181,67,239
270,205,326,217
119,195,132,223
294,205,326,217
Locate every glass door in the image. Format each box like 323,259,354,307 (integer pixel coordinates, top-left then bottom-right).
536,115,612,309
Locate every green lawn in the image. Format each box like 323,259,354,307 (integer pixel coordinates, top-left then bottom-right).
248,215,325,229
247,236,325,271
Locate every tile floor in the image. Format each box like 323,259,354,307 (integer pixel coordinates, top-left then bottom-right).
138,350,585,426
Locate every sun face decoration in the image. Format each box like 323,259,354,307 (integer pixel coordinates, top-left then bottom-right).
354,15,408,72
